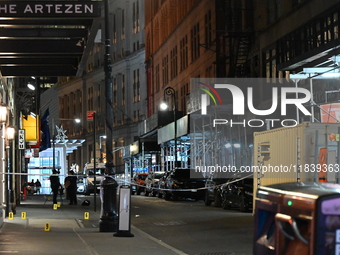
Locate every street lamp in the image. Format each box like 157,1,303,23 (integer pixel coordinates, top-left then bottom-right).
0,104,9,215
6,127,15,140
161,86,177,168
0,105,16,217
0,104,7,122
6,126,15,217
27,83,35,91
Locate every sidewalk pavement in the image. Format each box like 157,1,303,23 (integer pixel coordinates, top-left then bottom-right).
0,195,187,255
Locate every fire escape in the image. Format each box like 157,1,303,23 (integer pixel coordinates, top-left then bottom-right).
217,0,253,77
189,0,255,174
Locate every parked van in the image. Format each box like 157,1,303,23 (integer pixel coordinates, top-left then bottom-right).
83,162,110,195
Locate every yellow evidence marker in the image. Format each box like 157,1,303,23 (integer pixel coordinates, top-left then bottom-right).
8,212,14,220
53,204,58,210
44,223,50,231
21,212,26,220
84,212,90,220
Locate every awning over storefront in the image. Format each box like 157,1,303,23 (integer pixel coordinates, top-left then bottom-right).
50,139,85,154
0,1,102,77
158,115,189,144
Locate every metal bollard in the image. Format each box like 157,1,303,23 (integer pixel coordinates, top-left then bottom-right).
99,176,118,232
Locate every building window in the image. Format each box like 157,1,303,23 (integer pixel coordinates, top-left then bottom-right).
162,55,169,86
205,10,212,47
267,0,281,24
137,69,140,102
191,23,200,62
133,2,136,34
180,35,188,71
113,14,117,44
180,83,189,114
170,46,178,79
88,87,94,111
113,78,117,108
133,110,140,122
133,1,140,34
122,74,125,106
133,69,141,103
121,9,125,40
136,1,140,33
264,48,281,79
133,70,137,102
155,64,160,93
77,89,82,120
88,87,94,132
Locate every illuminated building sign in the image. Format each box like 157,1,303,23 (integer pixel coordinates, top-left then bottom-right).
0,2,101,17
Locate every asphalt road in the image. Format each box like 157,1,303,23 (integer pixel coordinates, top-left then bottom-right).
130,195,254,255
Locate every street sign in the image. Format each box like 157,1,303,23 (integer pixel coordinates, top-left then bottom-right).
87,111,96,121
18,129,25,149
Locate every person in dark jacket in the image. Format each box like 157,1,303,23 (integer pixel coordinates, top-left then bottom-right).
65,170,78,205
35,179,41,194
50,169,60,204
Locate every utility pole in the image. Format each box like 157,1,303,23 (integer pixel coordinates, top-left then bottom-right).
104,0,114,175
99,0,118,233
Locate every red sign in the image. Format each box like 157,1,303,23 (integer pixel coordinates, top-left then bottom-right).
87,111,96,121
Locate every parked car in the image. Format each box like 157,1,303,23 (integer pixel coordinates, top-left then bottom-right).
221,177,253,212
77,178,85,194
204,177,229,207
163,168,206,201
131,173,148,195
145,171,165,196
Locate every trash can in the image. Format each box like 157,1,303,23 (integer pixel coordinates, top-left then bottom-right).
99,176,118,232
254,182,340,255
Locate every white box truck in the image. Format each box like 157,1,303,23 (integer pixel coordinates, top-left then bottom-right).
83,162,107,195
253,122,340,198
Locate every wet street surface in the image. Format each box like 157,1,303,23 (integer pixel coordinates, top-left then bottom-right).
130,195,253,255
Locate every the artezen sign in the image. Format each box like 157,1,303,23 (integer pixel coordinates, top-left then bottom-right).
0,1,101,18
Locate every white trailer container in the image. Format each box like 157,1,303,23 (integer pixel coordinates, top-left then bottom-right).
253,122,340,198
